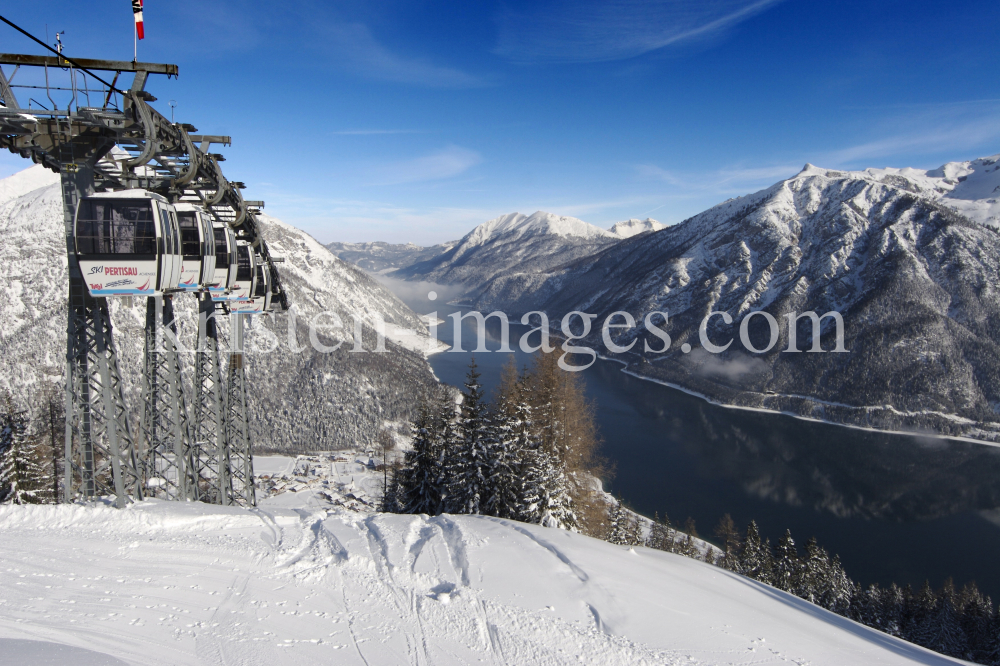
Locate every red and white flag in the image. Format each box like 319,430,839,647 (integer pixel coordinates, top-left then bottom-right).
132,0,145,40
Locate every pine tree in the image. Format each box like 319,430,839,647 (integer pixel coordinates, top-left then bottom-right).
958,583,993,663
647,511,674,552
738,521,774,584
398,397,446,515
882,583,906,638
905,581,939,648
447,358,491,515
796,537,830,604
606,499,632,546
483,363,525,519
927,579,968,658
852,584,883,630
773,529,800,593
822,555,855,615
0,393,43,505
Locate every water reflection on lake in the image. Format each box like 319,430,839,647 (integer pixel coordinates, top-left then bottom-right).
387,281,1000,599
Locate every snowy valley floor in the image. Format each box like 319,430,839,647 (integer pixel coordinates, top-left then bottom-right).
0,492,968,666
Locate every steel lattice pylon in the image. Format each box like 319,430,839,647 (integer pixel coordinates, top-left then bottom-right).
225,313,255,506
194,295,231,504
2,48,288,509
139,296,200,501
62,166,144,508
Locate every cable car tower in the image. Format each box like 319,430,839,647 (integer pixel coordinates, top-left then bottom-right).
0,30,289,508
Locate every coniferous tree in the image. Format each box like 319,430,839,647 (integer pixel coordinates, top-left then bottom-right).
484,362,525,519
906,581,939,648
605,499,631,546
797,537,830,604
447,358,491,515
882,583,906,638
0,394,43,505
647,511,674,552
399,397,446,515
522,353,590,532
822,554,854,615
738,521,774,584
773,529,800,593
927,579,968,658
958,583,993,663
852,584,883,630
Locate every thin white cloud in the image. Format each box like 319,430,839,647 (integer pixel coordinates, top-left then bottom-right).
318,21,484,88
371,146,483,186
495,0,784,63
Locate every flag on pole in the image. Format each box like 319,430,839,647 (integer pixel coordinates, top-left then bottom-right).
132,0,145,40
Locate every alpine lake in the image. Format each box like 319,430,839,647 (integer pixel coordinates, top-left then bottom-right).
387,282,1000,601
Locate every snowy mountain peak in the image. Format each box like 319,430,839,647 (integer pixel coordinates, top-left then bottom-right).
608,218,665,238
785,153,1000,226
465,211,614,246
0,164,59,203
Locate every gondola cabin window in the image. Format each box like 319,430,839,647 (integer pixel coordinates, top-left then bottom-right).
177,211,202,258
75,200,156,255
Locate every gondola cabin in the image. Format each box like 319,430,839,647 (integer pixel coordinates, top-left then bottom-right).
230,254,272,314
208,223,238,300
74,190,181,297
174,203,216,291
220,241,256,305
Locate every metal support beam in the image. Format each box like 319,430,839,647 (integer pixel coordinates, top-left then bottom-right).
194,296,230,504
225,313,255,507
0,54,177,76
139,296,200,501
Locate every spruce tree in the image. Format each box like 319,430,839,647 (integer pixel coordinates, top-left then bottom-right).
447,358,491,515
399,398,445,515
882,583,906,638
484,367,524,519
0,395,43,505
606,499,631,546
958,583,993,663
906,581,939,648
927,579,968,658
647,512,674,552
738,521,774,584
773,529,800,593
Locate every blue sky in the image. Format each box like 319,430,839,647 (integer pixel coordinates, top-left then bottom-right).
2,1,998,244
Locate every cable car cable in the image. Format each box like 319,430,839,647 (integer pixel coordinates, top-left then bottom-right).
0,15,124,94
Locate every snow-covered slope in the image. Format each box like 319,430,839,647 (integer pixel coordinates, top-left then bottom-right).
326,239,458,274
391,211,618,295
855,154,1000,226
0,500,963,666
608,217,665,238
473,159,1000,441
0,166,440,452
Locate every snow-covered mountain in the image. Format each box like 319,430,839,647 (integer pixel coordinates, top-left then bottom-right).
326,239,458,274
472,157,1000,442
0,498,963,665
0,165,440,452
857,153,1000,226
608,217,665,238
391,211,618,295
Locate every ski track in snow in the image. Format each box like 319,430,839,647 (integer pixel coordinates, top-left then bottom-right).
0,500,964,666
